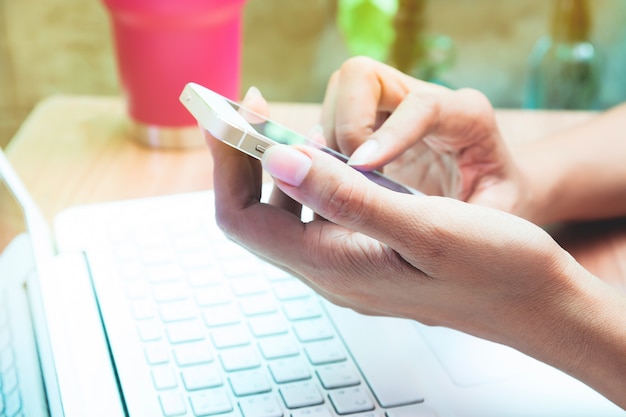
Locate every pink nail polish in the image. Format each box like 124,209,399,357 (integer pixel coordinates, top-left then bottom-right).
348,140,379,167
261,145,312,187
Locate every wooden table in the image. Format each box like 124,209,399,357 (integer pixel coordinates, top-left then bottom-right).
3,95,626,290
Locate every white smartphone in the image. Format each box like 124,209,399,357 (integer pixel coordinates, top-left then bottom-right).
179,82,421,195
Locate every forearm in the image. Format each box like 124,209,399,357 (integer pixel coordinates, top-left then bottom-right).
511,259,626,409
562,280,626,409
515,103,626,225
575,286,626,410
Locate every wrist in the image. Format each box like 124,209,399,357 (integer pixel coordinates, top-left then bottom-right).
512,140,570,225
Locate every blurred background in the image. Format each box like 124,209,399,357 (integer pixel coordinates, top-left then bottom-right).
1,0,626,148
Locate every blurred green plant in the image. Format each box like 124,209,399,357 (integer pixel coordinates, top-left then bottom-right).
337,0,455,85
337,0,398,62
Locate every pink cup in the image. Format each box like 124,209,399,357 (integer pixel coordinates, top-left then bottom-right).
101,0,246,147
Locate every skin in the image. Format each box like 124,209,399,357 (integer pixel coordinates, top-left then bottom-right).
320,57,626,225
205,57,626,409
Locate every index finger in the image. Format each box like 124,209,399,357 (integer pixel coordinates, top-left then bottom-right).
321,57,415,155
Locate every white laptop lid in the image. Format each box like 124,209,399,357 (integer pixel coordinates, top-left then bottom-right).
0,148,124,417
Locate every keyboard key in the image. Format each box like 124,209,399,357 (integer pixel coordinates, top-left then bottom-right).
159,390,187,416
316,363,361,389
230,277,269,296
152,282,190,302
173,341,214,366
257,335,300,359
180,250,214,269
239,394,283,417
229,369,272,396
159,300,198,322
268,357,311,384
282,299,322,321
220,346,260,371
290,406,333,417
222,261,260,278
304,340,346,365
144,342,170,365
272,280,312,300
146,263,185,284
263,264,293,282
166,320,206,344
173,233,207,252
181,363,223,391
202,304,242,327
187,267,226,288
293,319,334,342
137,320,163,341
211,324,251,349
239,294,277,316
189,388,233,416
151,366,178,390
328,387,374,415
125,280,150,299
279,381,324,409
131,299,155,320
248,314,288,337
194,285,233,307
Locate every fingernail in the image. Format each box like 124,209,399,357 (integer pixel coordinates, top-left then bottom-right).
242,86,262,104
347,140,379,167
262,145,312,187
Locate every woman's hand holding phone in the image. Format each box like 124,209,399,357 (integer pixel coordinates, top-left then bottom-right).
207,67,626,408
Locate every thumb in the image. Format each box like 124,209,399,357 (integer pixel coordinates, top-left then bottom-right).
261,144,420,243
240,86,270,120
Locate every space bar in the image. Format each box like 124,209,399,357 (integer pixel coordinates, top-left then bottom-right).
323,302,425,408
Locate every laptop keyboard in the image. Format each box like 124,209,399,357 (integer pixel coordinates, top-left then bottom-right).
58,191,433,417
113,213,388,417
0,292,23,417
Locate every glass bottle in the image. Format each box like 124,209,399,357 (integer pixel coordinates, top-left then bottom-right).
524,0,602,110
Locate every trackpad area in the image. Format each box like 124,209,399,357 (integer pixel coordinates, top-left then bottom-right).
415,324,546,387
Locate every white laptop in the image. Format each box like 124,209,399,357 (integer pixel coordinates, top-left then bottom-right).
0,146,623,417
